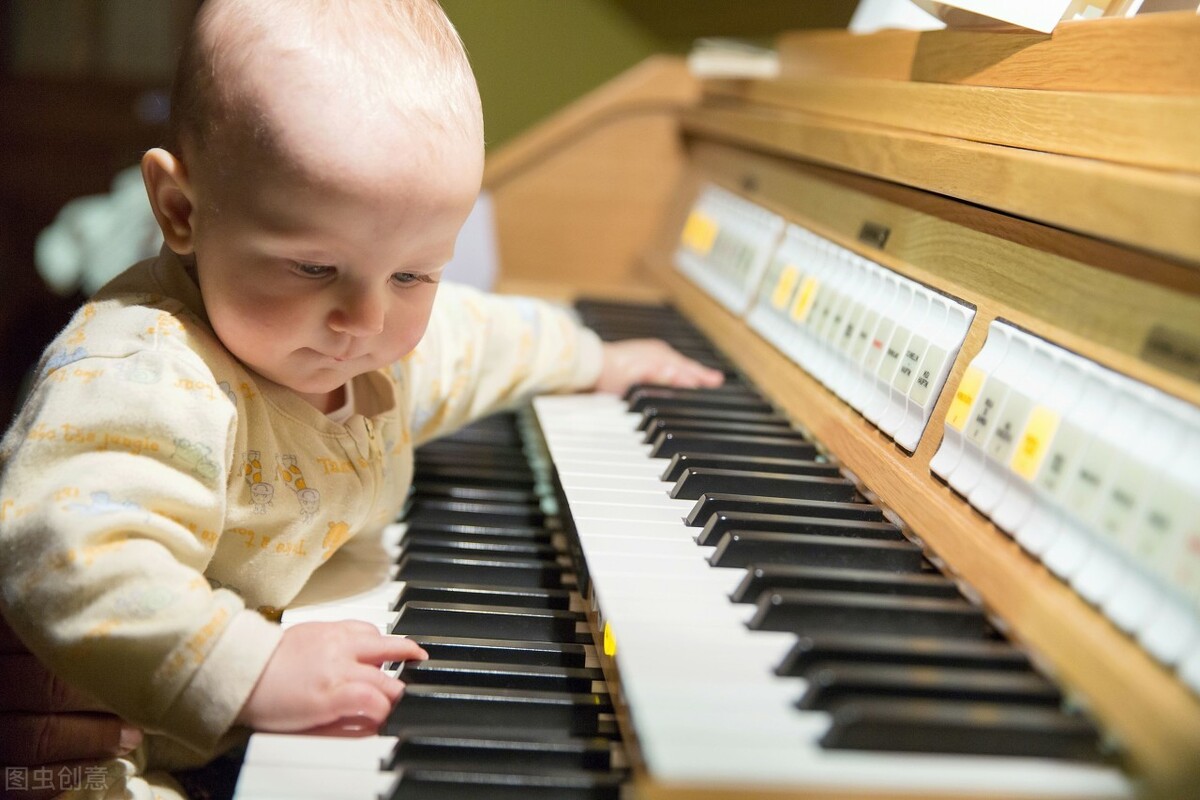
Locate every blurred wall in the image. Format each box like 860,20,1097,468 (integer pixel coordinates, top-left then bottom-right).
443,0,856,148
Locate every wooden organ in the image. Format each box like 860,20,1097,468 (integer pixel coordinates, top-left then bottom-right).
234,11,1200,800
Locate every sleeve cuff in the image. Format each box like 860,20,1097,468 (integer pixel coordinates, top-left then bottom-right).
156,609,283,755
568,325,605,391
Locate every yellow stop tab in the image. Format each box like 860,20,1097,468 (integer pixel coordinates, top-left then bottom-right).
945,366,984,431
1011,405,1060,480
770,265,801,310
681,211,718,256
789,276,819,322
602,621,617,657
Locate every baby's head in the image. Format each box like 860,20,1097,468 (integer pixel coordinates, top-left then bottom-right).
142,0,484,410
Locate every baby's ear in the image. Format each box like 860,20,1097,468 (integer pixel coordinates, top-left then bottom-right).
141,148,196,254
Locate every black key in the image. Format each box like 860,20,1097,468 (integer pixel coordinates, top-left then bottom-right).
414,451,533,472
731,565,958,604
394,582,572,611
393,602,586,643
402,522,552,544
650,432,817,460
623,383,761,405
820,698,1103,760
684,493,884,528
748,589,989,638
797,664,1061,711
777,634,1030,676
401,659,603,693
413,463,535,486
395,552,564,588
434,426,523,447
386,685,611,736
411,483,538,505
404,500,545,528
710,531,925,571
396,537,558,561
627,392,773,416
696,512,900,547
387,730,613,771
642,418,796,443
661,454,838,483
637,407,787,432
673,469,860,503
383,766,623,800
411,635,587,669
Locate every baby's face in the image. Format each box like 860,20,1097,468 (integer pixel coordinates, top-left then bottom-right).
185,117,482,408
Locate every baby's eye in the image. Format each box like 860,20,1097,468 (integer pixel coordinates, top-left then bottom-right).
391,272,428,287
292,262,335,278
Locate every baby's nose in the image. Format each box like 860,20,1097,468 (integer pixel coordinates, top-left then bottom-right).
330,288,386,336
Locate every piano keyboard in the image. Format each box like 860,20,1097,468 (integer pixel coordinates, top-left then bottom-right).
531,299,1133,797
234,412,628,800
233,298,1134,799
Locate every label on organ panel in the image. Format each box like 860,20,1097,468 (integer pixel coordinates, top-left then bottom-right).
1168,520,1200,603
1064,440,1116,513
1135,487,1181,570
1037,420,1088,498
681,210,719,256
1098,461,1147,542
945,365,984,431
825,295,852,344
852,310,880,362
893,335,928,393
986,391,1034,463
864,318,894,373
708,230,737,276
964,379,1008,448
790,277,820,323
812,289,836,336
840,303,865,355
770,264,801,310
1010,405,1060,480
910,343,948,409
729,238,754,283
878,326,910,380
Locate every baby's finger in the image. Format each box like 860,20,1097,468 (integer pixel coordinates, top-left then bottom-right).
324,682,394,733
354,634,429,665
686,362,724,388
350,663,406,704
298,714,380,738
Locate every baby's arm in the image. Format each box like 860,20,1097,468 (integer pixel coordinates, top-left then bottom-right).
594,338,724,395
235,621,427,736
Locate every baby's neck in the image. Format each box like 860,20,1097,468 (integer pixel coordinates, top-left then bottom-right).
298,384,346,414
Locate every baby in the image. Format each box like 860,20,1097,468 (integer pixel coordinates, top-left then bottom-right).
0,0,720,797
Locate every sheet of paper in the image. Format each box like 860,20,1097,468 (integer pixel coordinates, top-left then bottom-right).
912,0,1077,33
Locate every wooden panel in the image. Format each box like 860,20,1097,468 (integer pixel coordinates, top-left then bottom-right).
775,11,1200,94
703,77,1200,173
681,104,1200,268
485,56,699,296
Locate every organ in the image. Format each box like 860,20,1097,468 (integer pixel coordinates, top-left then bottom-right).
233,10,1200,800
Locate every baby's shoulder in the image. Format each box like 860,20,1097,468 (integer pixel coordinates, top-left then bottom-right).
40,261,229,378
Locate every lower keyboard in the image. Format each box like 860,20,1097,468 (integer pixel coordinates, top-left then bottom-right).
234,413,628,800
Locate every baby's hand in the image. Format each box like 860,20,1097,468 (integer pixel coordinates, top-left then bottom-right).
594,339,724,395
236,621,427,737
